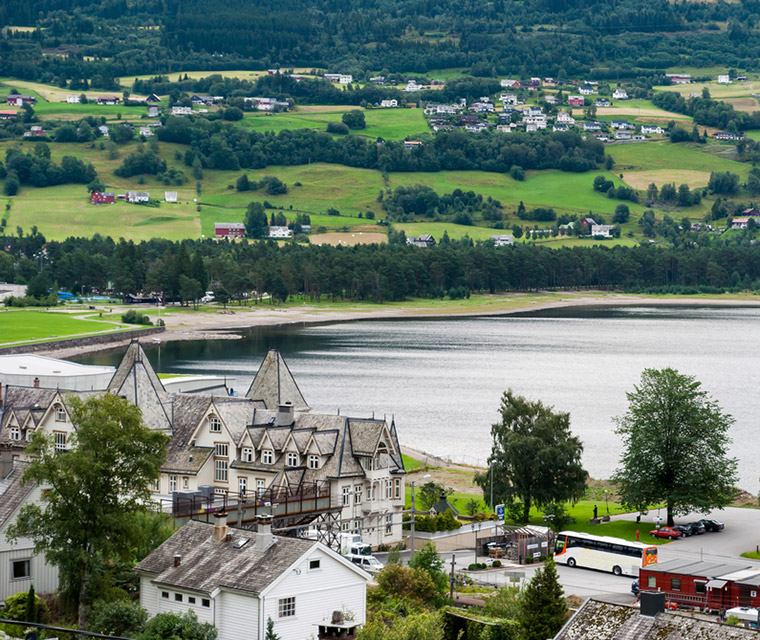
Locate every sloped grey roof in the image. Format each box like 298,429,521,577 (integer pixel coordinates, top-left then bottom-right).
245,349,309,411
163,394,212,473
555,599,759,640
135,520,316,595
348,420,382,455
213,398,255,444
108,342,172,431
0,463,34,529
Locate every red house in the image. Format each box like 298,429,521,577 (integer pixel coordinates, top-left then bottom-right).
214,222,246,239
639,559,760,612
90,191,115,205
568,95,584,107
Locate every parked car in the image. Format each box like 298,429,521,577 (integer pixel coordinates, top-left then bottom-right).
631,579,640,596
672,525,692,537
686,522,706,535
699,519,725,532
650,526,683,540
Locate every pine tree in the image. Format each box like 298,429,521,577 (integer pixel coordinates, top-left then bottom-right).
264,617,280,640
26,585,37,623
519,558,568,640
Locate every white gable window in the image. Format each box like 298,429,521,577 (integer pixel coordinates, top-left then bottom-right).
242,447,253,462
286,452,298,467
342,486,351,506
54,432,67,452
308,454,319,469
209,416,221,432
262,450,273,465
10,427,19,441
55,405,66,422
278,596,296,618
215,459,228,482
239,477,247,496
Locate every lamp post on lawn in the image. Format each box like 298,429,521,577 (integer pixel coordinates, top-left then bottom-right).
604,489,609,514
410,473,431,562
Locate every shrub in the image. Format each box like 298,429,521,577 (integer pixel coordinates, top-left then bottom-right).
327,121,350,135
121,310,153,325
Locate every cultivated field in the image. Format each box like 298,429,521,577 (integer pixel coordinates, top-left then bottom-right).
622,170,712,190
310,231,387,245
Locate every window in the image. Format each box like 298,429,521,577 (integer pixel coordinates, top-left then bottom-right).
342,522,350,531
695,581,707,595
309,559,321,570
54,432,66,452
242,447,253,462
354,485,362,504
385,480,392,499
394,478,401,499
363,457,374,471
209,416,221,432
385,513,393,535
342,486,351,506
308,454,319,469
161,591,169,599
286,452,298,467
239,477,247,496
278,597,296,618
366,486,373,501
188,596,196,605
169,475,177,492
202,599,210,608
670,578,682,591
174,593,183,602
10,427,19,441
262,450,273,465
25,429,32,442
183,477,189,489
215,459,228,483
647,576,656,589
257,479,266,495
55,406,66,422
215,443,228,458
153,479,160,492
11,559,30,580
353,520,361,531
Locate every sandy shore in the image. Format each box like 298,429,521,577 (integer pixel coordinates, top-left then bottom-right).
39,291,760,358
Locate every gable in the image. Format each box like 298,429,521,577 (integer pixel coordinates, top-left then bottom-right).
245,349,309,411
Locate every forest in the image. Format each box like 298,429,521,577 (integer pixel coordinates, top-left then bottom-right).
4,230,760,305
3,0,760,87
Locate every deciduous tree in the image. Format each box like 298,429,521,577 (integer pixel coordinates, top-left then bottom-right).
475,390,587,523
613,368,738,526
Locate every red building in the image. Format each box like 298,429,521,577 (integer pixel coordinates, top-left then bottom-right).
214,222,246,239
568,96,584,106
90,191,115,205
640,559,760,612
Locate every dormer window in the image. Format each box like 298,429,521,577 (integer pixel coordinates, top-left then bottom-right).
209,416,221,432
308,454,319,469
10,427,19,441
262,450,273,465
25,429,33,442
286,452,298,467
242,447,253,462
55,406,66,422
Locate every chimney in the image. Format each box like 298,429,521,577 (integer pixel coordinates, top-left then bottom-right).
173,554,182,568
640,591,666,617
254,514,274,552
33,377,40,388
213,512,229,543
277,402,294,426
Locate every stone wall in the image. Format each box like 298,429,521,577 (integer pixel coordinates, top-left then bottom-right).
0,326,165,355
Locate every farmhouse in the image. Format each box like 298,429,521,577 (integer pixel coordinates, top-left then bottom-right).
595,97,610,107
66,94,81,104
324,73,352,84
405,80,423,92
126,191,150,203
666,74,692,84
568,96,584,107
579,85,597,95
591,224,615,238
214,222,246,239
556,112,575,125
614,131,632,140
23,126,45,137
135,515,369,640
404,140,422,149
148,105,160,117
139,126,154,137
612,88,628,100
98,125,110,137
0,111,18,120
165,191,178,203
500,79,521,88
718,75,731,84
490,234,514,246
641,125,664,135
582,122,601,132
97,96,120,105
544,95,558,105
380,99,398,108
268,226,293,239
732,217,751,229
172,106,193,116
244,97,290,112
611,120,634,130
714,131,744,140
90,191,115,205
146,93,161,102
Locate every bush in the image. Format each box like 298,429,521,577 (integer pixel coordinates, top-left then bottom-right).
89,600,147,637
327,121,350,135
122,310,153,325
342,109,366,129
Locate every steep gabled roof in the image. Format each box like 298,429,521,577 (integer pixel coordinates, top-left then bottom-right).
107,342,172,431
0,463,35,530
245,349,309,411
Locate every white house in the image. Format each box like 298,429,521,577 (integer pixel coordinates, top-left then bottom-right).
127,191,150,203
380,99,398,108
718,75,731,84
165,192,178,203
324,74,352,84
0,461,60,602
66,94,81,104
268,226,293,239
139,126,154,137
490,235,514,246
556,112,575,125
612,89,628,100
405,81,423,92
499,93,518,105
135,515,370,640
590,224,614,238
171,106,193,116
641,125,664,135
614,131,632,140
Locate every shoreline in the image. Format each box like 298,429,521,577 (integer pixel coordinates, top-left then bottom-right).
36,291,760,359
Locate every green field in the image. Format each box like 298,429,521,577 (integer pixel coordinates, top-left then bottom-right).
242,107,429,140
0,310,128,344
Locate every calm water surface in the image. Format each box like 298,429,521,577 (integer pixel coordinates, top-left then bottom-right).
79,306,760,491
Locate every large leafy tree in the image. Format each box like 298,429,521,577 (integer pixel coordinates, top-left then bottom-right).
613,368,738,526
519,558,568,640
475,390,587,523
7,394,168,627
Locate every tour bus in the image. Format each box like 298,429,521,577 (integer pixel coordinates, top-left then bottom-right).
554,530,658,577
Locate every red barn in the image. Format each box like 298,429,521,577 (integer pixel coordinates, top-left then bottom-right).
640,559,760,612
90,191,115,205
568,95,584,106
214,222,246,239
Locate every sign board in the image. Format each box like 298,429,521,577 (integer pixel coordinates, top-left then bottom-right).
527,543,539,550
533,551,541,558
496,504,505,520
541,541,548,547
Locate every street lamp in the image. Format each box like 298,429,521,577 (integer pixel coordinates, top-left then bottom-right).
410,473,431,562
604,489,609,514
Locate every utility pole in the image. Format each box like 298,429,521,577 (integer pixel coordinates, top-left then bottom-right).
449,554,456,602
490,464,494,512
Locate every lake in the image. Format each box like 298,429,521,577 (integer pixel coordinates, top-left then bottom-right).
79,305,760,492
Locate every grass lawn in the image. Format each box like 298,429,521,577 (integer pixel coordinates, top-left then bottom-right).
403,454,426,471
0,310,128,344
611,140,750,178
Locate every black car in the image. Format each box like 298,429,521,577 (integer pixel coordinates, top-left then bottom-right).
686,522,706,535
699,519,725,532
672,525,692,537
631,579,640,597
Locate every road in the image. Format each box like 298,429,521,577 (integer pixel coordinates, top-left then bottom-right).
375,506,760,603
